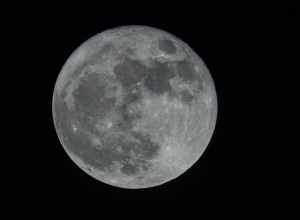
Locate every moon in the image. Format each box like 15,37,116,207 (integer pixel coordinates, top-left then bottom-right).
52,25,217,189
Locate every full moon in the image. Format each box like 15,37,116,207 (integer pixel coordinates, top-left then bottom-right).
52,26,217,189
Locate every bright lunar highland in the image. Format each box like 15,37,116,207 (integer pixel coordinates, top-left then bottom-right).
52,26,217,189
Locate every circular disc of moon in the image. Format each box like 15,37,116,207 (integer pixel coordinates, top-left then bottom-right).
52,25,217,189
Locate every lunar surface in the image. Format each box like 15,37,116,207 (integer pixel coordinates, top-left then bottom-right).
52,26,217,189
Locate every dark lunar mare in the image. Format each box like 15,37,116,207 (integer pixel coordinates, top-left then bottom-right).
54,94,116,172
117,90,142,131
143,60,175,95
54,92,160,176
54,63,162,176
114,56,176,97
158,38,176,54
174,59,205,104
114,57,148,89
72,70,116,119
176,59,204,90
180,90,194,104
113,55,204,105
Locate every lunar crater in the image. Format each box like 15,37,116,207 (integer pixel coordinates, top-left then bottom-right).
53,25,217,189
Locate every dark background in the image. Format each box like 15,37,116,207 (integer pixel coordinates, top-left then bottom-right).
5,2,296,209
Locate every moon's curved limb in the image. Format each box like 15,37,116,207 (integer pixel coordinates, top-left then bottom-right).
52,25,217,189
